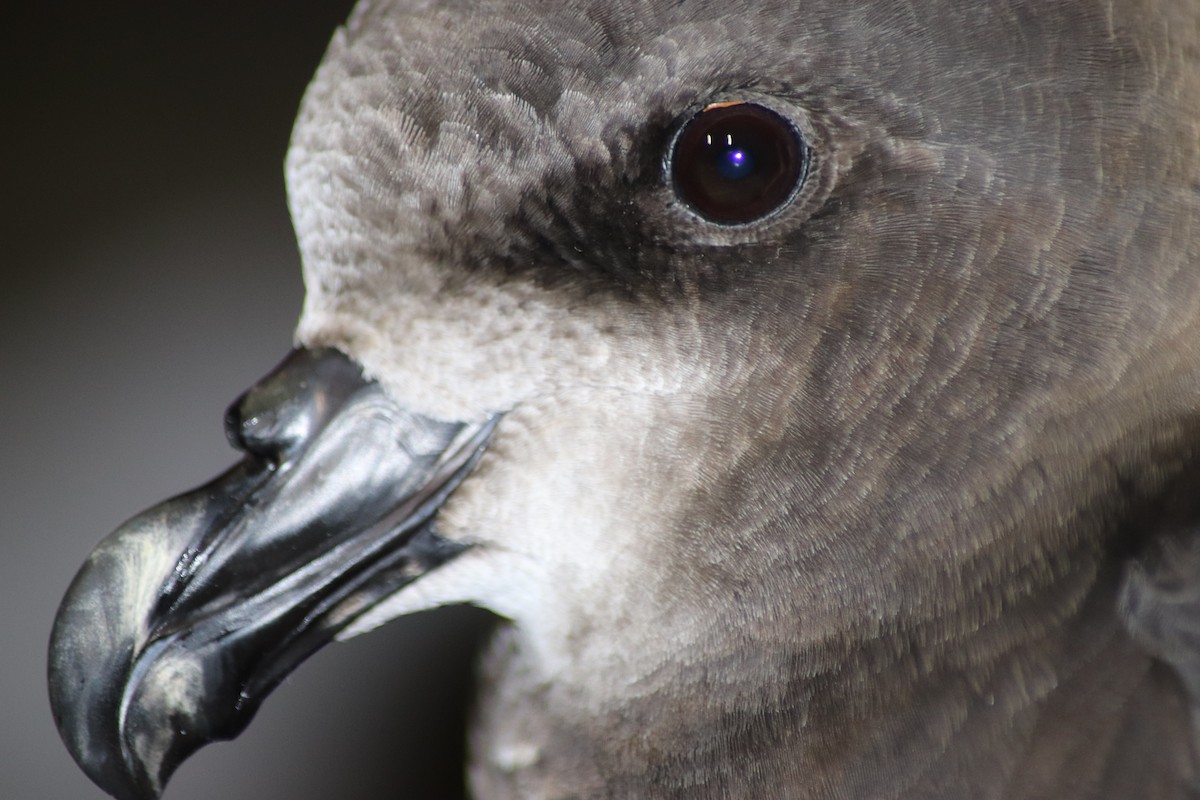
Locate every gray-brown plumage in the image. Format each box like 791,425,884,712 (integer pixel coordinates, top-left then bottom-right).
49,1,1200,798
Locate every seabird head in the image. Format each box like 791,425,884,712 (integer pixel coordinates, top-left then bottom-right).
51,1,1200,798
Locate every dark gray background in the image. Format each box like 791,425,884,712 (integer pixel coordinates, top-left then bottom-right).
4,4,494,798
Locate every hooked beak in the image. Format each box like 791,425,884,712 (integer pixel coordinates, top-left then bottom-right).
48,347,495,800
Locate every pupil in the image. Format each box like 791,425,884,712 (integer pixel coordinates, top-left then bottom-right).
716,147,754,180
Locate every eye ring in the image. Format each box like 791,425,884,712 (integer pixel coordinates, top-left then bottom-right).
668,101,810,226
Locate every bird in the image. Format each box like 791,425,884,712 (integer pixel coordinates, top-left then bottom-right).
48,0,1200,798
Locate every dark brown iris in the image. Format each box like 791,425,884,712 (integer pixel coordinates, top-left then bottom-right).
670,101,808,225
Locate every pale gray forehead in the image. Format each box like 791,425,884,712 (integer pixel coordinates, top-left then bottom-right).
286,0,1150,279
286,0,829,283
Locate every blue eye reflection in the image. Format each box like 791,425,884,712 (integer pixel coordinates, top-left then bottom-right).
716,146,755,180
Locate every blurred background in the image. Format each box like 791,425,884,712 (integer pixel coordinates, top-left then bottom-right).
4,3,494,798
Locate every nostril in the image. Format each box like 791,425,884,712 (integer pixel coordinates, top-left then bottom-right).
224,399,264,455
224,385,314,462
221,348,369,463
224,394,280,459
223,403,246,451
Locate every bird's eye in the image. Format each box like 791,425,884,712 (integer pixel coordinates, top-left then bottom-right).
669,101,808,225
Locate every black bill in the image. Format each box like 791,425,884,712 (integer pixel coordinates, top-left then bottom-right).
48,348,495,800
